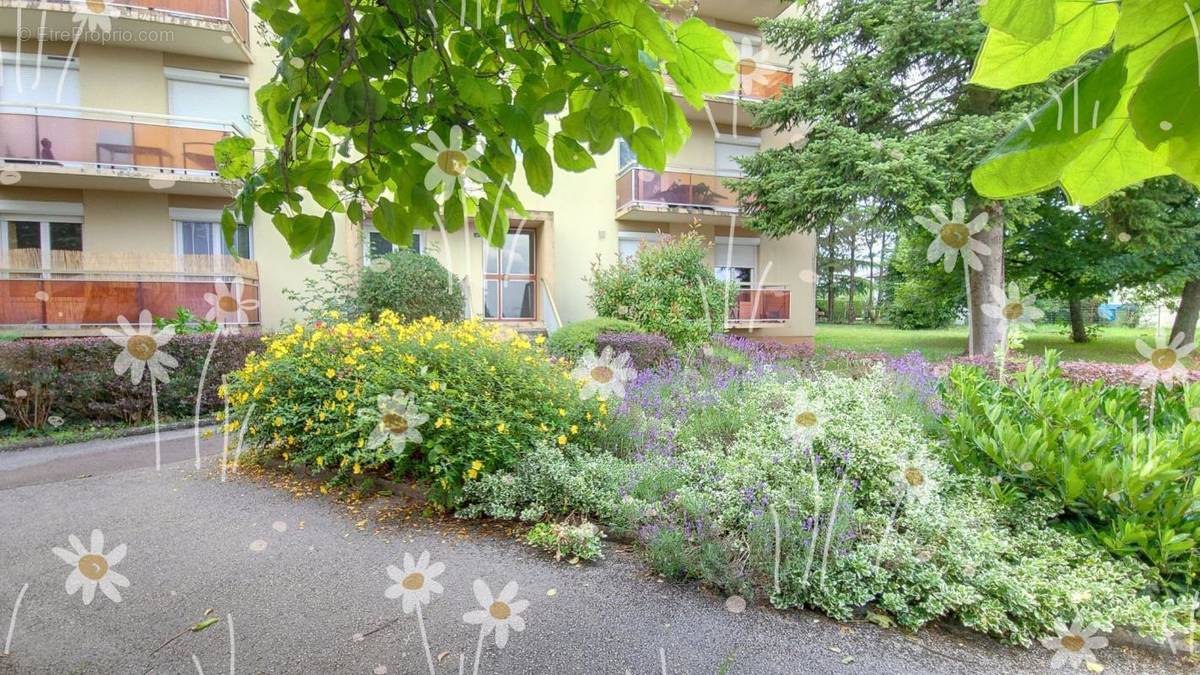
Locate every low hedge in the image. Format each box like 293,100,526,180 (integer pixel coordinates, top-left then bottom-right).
547,317,644,360
596,332,671,370
0,333,261,431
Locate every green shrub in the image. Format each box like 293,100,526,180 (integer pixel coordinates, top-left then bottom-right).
0,333,260,432
589,232,731,347
942,354,1200,592
546,317,643,360
281,253,363,322
222,314,605,505
525,519,605,562
357,250,464,322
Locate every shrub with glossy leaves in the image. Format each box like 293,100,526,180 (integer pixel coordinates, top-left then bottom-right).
589,232,731,347
357,250,464,322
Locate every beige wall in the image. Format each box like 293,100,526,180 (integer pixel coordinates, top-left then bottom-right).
78,44,167,113
81,191,172,252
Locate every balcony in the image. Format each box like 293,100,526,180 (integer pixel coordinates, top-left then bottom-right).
0,104,234,196
0,0,251,61
0,249,259,333
727,284,790,326
616,166,741,224
665,61,792,128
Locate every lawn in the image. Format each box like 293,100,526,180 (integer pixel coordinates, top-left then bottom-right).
815,323,1183,364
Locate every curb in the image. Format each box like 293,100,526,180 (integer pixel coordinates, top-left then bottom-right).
0,418,214,453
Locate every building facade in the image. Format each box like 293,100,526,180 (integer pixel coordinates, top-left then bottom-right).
0,0,814,342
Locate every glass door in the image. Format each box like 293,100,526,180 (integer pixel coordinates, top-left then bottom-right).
483,230,536,320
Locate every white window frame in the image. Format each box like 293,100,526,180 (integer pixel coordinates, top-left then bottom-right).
714,235,760,285
362,224,424,265
171,208,253,259
0,203,85,276
164,67,251,133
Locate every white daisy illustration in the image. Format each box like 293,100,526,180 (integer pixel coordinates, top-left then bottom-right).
412,126,488,195
71,0,115,34
47,415,64,428
204,279,259,326
51,529,129,605
463,579,529,649
366,391,429,453
1134,332,1195,389
890,457,938,503
384,551,445,614
916,198,992,272
982,282,1044,328
1039,618,1108,670
785,391,825,445
571,346,635,401
101,310,178,385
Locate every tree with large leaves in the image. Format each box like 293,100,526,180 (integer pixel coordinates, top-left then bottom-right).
214,0,736,262
735,0,1047,355
971,0,1200,205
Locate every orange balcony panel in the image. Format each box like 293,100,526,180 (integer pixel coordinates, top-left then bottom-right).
728,287,790,324
616,166,740,213
0,278,259,328
0,109,231,174
737,63,793,100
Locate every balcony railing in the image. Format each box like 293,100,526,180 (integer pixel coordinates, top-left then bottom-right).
616,166,740,213
0,249,259,329
0,104,234,175
734,61,793,100
727,284,790,325
38,0,250,47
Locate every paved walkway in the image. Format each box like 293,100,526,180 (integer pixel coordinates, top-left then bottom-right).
0,434,1194,674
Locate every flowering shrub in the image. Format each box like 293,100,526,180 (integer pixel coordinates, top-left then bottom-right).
712,334,814,362
357,250,464,322
589,232,731,347
221,313,607,505
0,334,260,431
595,332,671,370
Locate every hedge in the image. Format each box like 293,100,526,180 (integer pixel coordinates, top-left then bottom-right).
0,333,261,431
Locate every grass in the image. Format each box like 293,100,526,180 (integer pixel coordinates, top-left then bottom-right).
814,323,1192,364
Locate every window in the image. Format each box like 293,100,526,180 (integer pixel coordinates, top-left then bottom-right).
483,230,536,320
362,225,423,264
617,138,637,170
714,139,759,176
714,237,759,285
165,68,251,132
0,57,80,110
1,217,84,275
175,220,252,258
616,231,666,262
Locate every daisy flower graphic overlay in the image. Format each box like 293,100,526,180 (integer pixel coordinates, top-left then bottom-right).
916,198,992,355
412,125,489,197
51,529,129,605
1039,618,1108,670
571,346,635,401
101,310,177,469
367,391,429,454
384,551,445,675
463,579,528,675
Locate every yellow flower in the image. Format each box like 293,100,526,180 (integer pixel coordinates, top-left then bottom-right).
535,335,546,345
558,408,566,417
496,422,507,433
316,456,325,467
326,368,336,378
357,438,365,448
435,417,445,429
471,460,484,470
282,452,289,461
539,423,549,432
353,463,362,475
274,416,284,427
570,424,579,434
557,434,568,446
335,389,348,401
466,468,479,480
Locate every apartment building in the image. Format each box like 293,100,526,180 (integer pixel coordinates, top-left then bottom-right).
0,0,815,342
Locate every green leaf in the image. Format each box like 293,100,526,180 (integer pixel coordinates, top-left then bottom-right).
629,127,665,171
309,211,335,263
1129,41,1200,149
979,0,1056,42
220,210,240,258
971,0,1119,89
214,136,255,180
372,197,414,245
307,183,342,211
552,133,596,172
523,145,553,195
412,49,438,85
664,18,737,109
971,50,1130,202
443,191,465,232
191,617,220,632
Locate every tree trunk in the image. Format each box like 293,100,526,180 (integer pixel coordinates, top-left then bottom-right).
825,224,836,322
866,232,877,322
1068,297,1089,343
968,205,1005,356
846,229,857,323
1170,278,1200,344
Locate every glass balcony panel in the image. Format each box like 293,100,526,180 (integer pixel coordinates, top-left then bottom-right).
617,167,739,212
728,287,791,323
